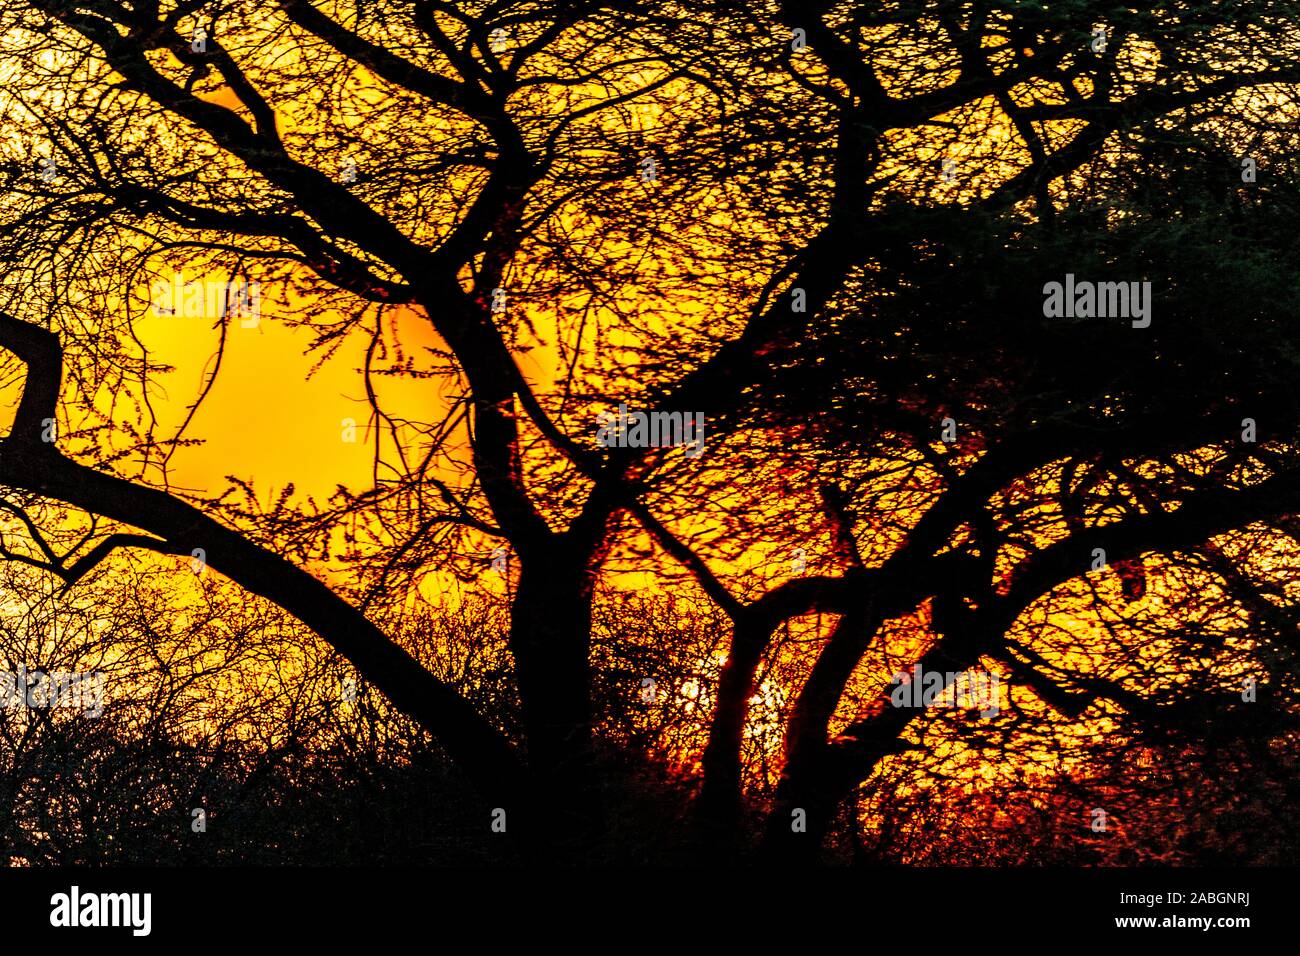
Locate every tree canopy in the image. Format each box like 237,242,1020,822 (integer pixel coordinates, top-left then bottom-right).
1,0,1299,862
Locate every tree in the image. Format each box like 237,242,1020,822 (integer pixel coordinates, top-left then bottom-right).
2,0,1300,861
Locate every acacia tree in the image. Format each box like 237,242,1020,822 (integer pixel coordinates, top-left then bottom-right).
2,0,1300,862
0,0,769,852
686,4,1300,858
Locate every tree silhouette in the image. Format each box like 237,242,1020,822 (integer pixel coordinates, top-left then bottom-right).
1,0,1300,861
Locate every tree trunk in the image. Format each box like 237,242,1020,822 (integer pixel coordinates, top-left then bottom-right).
696,615,769,854
761,756,844,864
508,550,600,859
